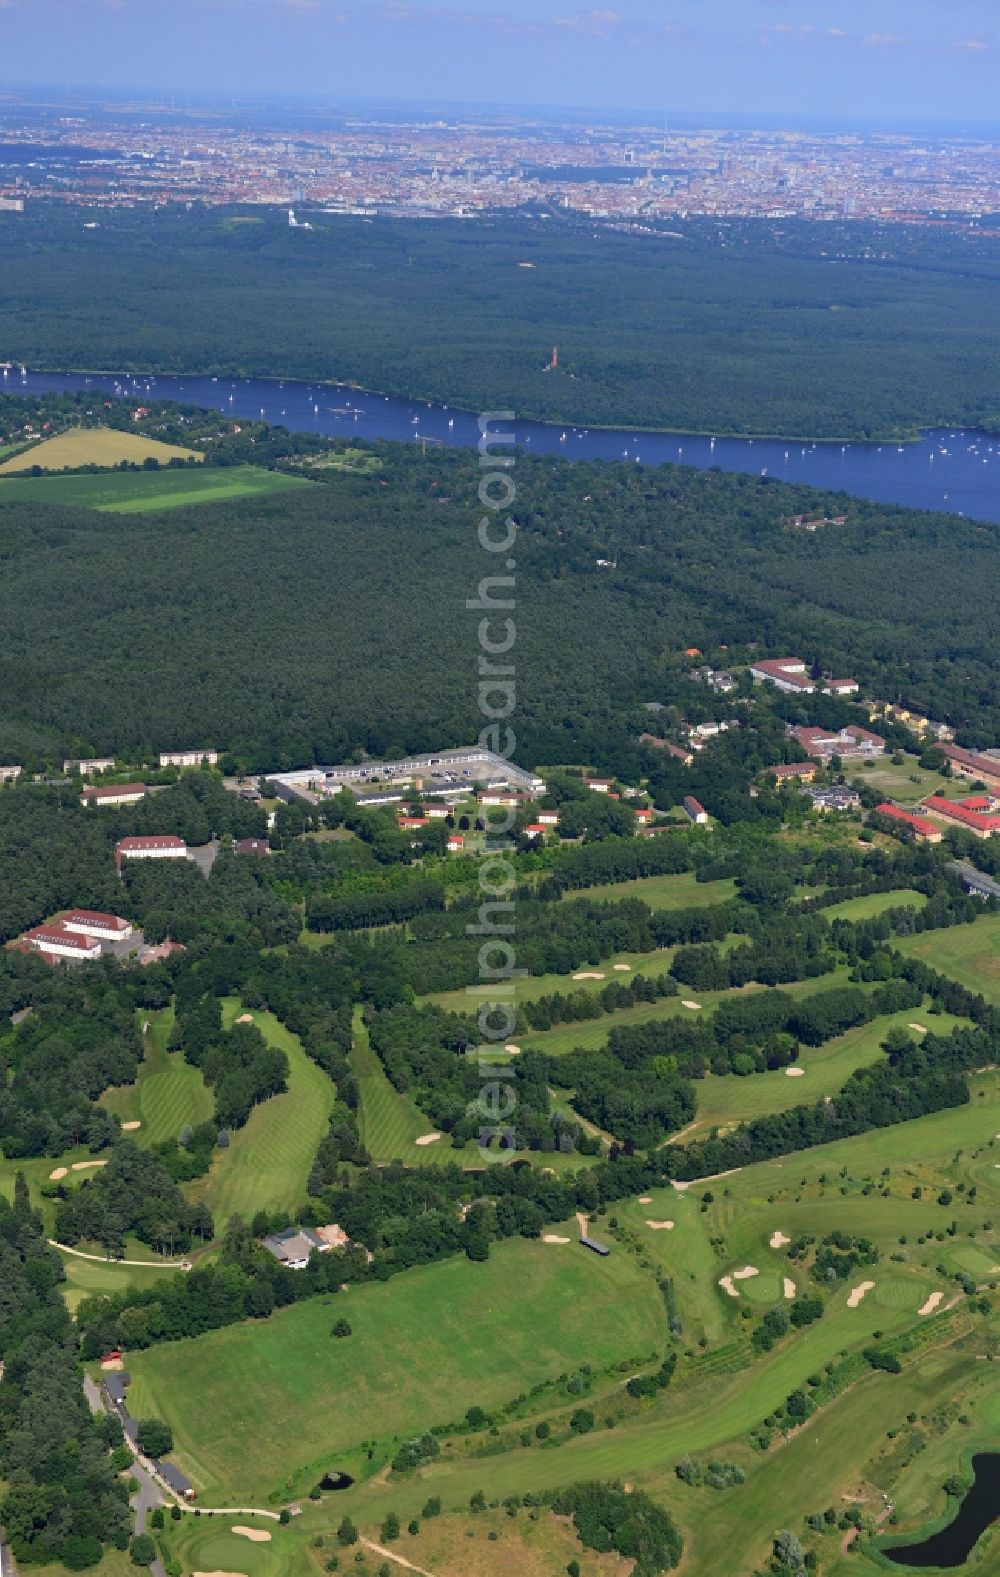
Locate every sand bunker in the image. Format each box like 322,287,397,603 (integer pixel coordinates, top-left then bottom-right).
72,1159,108,1172
847,1281,876,1308
638,1196,653,1204
573,971,605,981
194,1570,247,1576
719,1275,740,1298
49,1167,68,1181
235,1013,254,1024
121,1120,141,1131
908,1023,928,1034
918,1292,944,1316
543,1234,570,1244
785,1067,805,1078
612,963,632,972
646,1220,675,1231
770,1230,791,1248
100,1356,124,1371
414,1132,442,1146
682,1000,702,1011
783,1277,797,1300
232,1528,272,1544
504,1043,521,1055
733,1266,759,1281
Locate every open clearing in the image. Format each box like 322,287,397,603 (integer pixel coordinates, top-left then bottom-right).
0,462,308,512
422,946,678,1014
187,1002,334,1224
0,425,203,472
124,1235,664,1503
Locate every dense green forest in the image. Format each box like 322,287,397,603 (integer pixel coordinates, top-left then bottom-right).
2,440,1000,766
1,206,1000,438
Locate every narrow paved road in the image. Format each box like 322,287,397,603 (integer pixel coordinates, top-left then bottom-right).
84,1374,167,1577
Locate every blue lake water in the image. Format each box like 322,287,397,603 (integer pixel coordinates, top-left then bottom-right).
881,1453,1000,1569
8,366,1000,525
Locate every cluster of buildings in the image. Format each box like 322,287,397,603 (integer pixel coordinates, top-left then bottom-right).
750,656,859,698
2,99,997,229
16,909,133,963
787,722,886,762
262,1222,350,1269
268,746,545,810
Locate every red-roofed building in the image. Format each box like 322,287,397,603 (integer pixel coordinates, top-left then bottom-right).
750,657,815,693
683,795,709,825
523,823,547,839
116,835,187,861
81,782,147,808
875,804,943,844
788,724,885,761
768,762,818,784
941,745,1000,791
61,910,133,941
923,796,1000,838
447,832,465,852
25,925,102,961
397,815,430,830
634,807,654,825
234,838,271,856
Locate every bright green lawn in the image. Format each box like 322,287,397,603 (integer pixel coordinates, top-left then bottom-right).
124,1235,665,1503
423,947,677,1015
350,1007,453,1166
896,913,1000,1006
822,888,929,922
522,966,858,1058
570,871,738,909
679,1007,968,1140
0,464,309,512
188,1002,334,1226
100,1006,213,1145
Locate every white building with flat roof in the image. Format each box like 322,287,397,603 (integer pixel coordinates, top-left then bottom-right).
159,749,219,768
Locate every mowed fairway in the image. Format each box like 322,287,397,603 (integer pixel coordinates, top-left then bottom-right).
0,464,308,512
897,913,1000,1005
522,966,859,1058
100,1008,213,1145
0,425,202,472
124,1236,664,1502
350,1009,450,1165
677,1007,969,1140
570,871,738,909
822,888,928,922
189,1003,334,1224
423,947,678,1015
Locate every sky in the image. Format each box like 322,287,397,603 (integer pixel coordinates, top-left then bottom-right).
1,0,999,124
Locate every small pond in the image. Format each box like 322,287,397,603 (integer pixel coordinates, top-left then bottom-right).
882,1453,1000,1569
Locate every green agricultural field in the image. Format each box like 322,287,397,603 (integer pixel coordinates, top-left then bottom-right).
570,871,738,909
100,1007,213,1145
897,913,1000,1005
0,425,203,472
822,888,929,922
188,1003,334,1225
0,462,308,512
124,1235,666,1503
350,1008,456,1166
678,1007,968,1141
522,965,859,1058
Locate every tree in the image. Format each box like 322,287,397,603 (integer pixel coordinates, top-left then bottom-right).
380,1512,400,1543
336,1516,358,1547
136,1418,173,1459
331,1318,352,1338
470,1490,487,1513
130,1535,156,1566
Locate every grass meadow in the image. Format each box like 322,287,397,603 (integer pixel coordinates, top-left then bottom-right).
0,463,308,511
124,1235,665,1502
0,425,203,472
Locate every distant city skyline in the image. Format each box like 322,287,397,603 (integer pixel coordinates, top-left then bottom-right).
1,1,998,123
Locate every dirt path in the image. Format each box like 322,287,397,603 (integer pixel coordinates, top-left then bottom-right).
360,1539,434,1575
48,1239,190,1270
576,1211,589,1238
